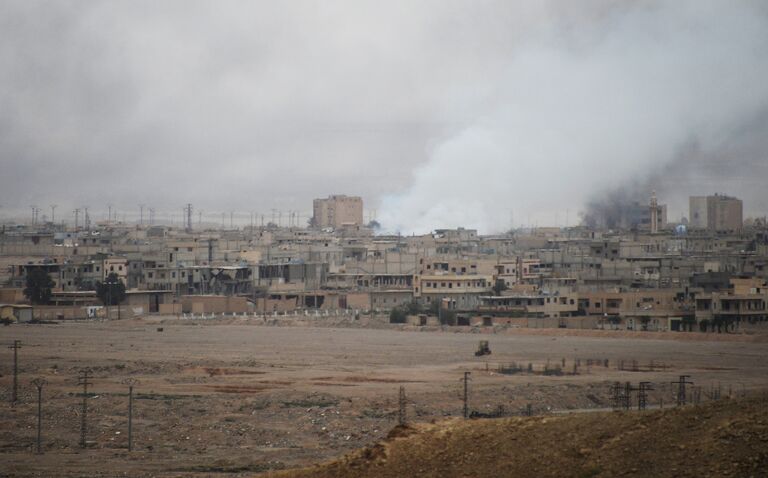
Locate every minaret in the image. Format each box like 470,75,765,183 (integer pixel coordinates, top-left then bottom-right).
649,190,659,234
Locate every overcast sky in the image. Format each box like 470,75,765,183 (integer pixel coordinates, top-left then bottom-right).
1,1,767,232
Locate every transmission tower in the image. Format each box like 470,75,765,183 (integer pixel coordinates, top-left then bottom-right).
638,382,654,410
671,375,694,406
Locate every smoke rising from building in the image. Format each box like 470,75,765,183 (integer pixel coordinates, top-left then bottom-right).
379,1,768,234
0,2,766,229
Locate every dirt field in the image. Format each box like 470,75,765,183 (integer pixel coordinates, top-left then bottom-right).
2,317,767,477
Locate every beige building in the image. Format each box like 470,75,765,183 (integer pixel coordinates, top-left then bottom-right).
689,194,743,231
478,291,579,318
312,195,363,228
414,274,493,310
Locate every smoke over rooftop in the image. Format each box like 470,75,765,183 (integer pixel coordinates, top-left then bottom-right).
0,1,766,228
378,1,768,234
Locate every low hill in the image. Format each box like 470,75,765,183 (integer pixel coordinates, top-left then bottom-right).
266,397,768,478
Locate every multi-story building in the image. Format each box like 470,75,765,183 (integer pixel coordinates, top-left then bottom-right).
414,274,493,311
312,195,363,229
478,290,579,318
689,194,743,232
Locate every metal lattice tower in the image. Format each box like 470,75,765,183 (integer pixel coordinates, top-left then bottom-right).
611,381,622,409
623,382,638,410
671,375,693,406
638,382,654,410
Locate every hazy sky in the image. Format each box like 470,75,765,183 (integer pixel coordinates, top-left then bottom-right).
1,1,767,232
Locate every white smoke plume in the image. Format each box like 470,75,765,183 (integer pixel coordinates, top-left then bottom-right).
378,1,768,234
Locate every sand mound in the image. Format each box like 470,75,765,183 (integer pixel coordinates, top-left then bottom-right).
266,397,768,478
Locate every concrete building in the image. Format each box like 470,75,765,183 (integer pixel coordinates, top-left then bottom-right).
414,274,493,311
689,196,709,229
312,195,363,228
578,290,692,331
478,291,579,318
0,304,33,323
689,194,743,232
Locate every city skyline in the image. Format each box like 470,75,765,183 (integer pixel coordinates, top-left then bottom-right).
2,1,767,233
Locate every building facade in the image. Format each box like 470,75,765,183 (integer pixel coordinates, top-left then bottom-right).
689,194,743,232
312,195,363,229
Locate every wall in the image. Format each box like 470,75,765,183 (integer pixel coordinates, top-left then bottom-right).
181,295,251,314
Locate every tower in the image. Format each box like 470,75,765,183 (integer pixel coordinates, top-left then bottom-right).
649,191,659,234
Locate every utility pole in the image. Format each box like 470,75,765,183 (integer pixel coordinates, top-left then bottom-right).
50,204,57,224
638,382,653,410
610,381,626,410
9,340,21,406
78,368,93,448
230,211,234,229
623,382,637,410
106,275,112,319
123,378,138,451
671,375,693,406
398,386,407,426
184,203,193,233
149,208,155,226
462,372,471,418
107,204,113,223
31,378,46,454
138,204,145,226
73,208,81,230
84,207,90,231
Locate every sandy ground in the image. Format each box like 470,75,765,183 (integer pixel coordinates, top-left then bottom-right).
269,396,768,478
1,317,767,477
